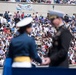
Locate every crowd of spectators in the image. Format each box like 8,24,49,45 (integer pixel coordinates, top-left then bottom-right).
0,11,76,66
54,0,76,4
0,0,76,5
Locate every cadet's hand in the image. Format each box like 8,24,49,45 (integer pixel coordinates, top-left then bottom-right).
42,57,51,65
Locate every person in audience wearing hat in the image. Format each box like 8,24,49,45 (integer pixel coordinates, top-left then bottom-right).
43,10,73,68
7,17,44,68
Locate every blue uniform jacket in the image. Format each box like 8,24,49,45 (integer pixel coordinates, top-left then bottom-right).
7,32,42,63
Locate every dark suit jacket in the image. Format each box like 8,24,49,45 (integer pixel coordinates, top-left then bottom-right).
48,25,72,68
7,32,42,63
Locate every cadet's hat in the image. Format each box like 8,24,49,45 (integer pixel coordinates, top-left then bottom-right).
48,10,65,20
16,17,33,27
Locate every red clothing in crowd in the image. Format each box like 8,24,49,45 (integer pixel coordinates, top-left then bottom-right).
45,45,48,49
3,27,7,33
21,13,24,19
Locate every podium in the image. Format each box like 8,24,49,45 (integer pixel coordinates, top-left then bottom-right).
3,58,76,75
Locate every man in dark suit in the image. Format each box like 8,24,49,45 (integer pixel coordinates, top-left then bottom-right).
43,10,73,68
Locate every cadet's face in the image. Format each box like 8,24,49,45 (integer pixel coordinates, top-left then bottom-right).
52,18,60,27
26,27,32,34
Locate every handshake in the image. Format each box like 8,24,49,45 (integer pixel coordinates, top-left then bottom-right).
41,57,51,65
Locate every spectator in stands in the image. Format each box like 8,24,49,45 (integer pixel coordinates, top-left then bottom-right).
46,0,51,3
4,11,9,21
21,12,25,19
26,0,32,3
14,11,20,25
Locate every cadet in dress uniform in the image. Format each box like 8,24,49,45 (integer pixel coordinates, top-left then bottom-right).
43,10,73,68
7,17,43,68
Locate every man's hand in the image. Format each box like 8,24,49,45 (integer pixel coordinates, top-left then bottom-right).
42,57,51,65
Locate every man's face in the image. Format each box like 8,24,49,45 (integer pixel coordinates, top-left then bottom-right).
52,18,60,27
